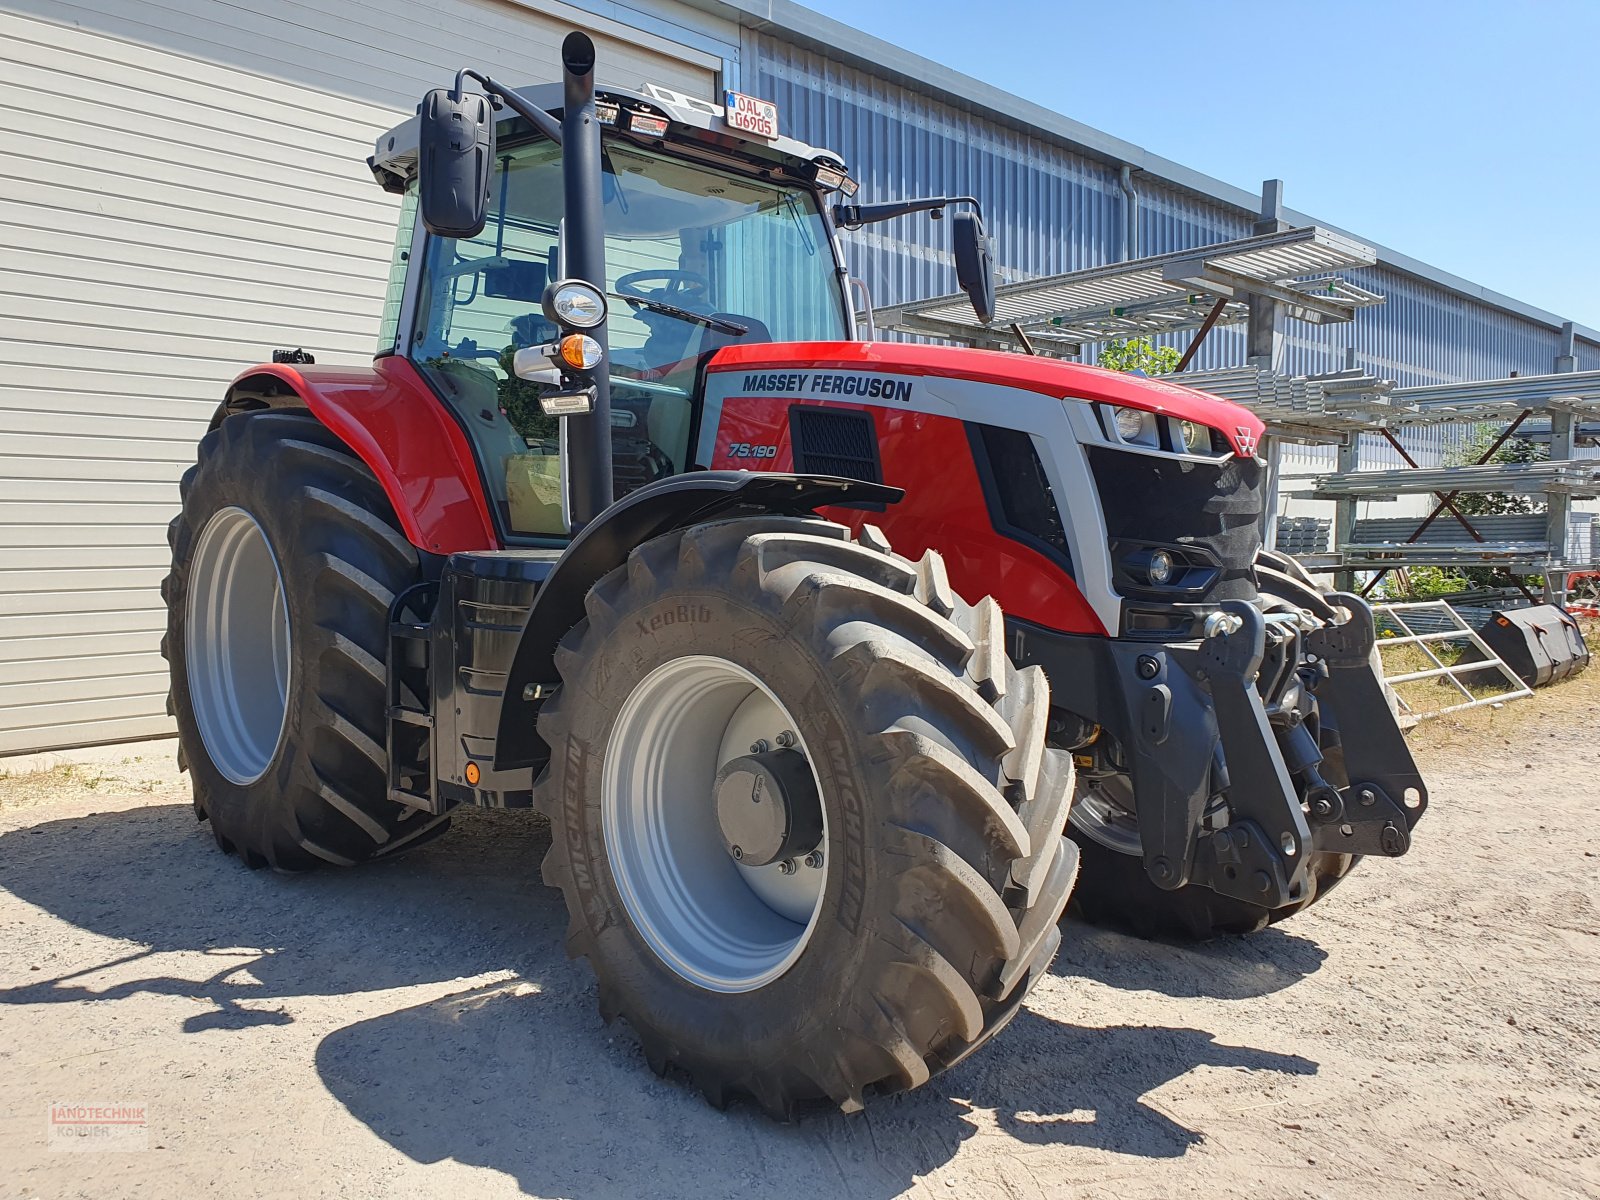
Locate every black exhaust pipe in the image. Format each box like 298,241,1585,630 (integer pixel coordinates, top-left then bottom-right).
558,32,613,530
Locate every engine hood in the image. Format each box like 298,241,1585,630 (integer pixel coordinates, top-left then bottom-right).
706,341,1266,458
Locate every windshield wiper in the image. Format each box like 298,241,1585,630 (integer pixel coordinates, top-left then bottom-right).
614,294,747,337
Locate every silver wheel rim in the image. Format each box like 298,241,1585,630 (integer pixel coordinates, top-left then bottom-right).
1069,774,1144,855
603,655,828,993
186,506,291,785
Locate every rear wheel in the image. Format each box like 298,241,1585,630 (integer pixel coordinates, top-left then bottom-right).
535,517,1078,1115
162,410,447,870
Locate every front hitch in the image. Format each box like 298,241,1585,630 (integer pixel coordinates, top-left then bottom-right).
1139,594,1428,910
1181,600,1317,908
1300,592,1429,856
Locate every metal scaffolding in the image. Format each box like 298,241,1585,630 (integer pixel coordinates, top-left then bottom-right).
871,225,1383,353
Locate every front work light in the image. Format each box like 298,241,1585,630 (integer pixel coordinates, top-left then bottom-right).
1124,547,1176,587
543,279,607,329
1112,406,1157,445
558,333,604,371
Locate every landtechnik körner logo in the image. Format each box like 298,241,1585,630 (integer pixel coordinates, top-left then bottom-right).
47,1101,149,1152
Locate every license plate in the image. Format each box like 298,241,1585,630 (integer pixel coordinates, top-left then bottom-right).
724,91,779,139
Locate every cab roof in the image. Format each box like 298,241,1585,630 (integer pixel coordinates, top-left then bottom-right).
369,81,849,196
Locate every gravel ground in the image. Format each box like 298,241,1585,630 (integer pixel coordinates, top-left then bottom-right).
2,685,1598,1200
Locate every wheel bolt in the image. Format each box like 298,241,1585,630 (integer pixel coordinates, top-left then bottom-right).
804,851,824,869
775,730,796,748
749,740,769,754
730,845,744,860
778,859,796,875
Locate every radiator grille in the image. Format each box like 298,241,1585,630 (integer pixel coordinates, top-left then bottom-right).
1087,447,1264,601
789,406,882,484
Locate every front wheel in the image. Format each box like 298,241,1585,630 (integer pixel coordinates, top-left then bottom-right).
534,517,1078,1116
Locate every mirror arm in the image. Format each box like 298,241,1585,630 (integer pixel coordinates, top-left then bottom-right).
454,68,564,146
832,195,984,231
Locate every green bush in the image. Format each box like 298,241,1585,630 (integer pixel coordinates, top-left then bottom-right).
1098,337,1180,376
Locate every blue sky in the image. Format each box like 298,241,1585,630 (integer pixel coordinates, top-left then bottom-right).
800,0,1600,329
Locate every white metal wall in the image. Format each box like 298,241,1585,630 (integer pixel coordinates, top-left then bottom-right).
0,1,724,754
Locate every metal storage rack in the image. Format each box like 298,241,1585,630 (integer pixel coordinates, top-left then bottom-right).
866,183,1597,603
871,224,1383,355
1290,369,1600,602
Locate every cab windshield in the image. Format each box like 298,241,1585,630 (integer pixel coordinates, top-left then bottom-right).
409,137,847,537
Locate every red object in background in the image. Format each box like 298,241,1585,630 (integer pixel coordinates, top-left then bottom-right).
712,395,1107,635
707,341,1267,459
229,357,498,554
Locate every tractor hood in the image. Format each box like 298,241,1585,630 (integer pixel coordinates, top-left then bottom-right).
705,342,1267,459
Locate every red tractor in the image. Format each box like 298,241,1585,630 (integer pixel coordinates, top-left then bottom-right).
162,33,1426,1116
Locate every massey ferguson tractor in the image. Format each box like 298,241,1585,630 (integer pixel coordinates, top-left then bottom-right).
161,32,1427,1116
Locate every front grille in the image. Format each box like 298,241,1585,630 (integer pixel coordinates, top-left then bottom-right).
1087,446,1264,601
789,405,882,483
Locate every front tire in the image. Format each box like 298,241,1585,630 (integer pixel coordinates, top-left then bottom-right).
535,517,1078,1116
162,411,446,870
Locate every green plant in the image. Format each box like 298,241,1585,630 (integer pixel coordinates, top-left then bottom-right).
1397,564,1471,599
1434,425,1552,590
1098,337,1180,376
1446,424,1549,517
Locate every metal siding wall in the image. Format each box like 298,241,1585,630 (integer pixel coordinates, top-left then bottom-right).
0,1,726,756
746,29,1599,556
745,34,1123,318
747,31,1586,392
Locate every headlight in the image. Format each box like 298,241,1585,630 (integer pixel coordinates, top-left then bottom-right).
1124,547,1177,587
1111,406,1157,445
1177,419,1212,454
1147,549,1174,585
543,279,608,330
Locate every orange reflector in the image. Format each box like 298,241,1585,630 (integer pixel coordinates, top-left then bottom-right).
464,761,481,786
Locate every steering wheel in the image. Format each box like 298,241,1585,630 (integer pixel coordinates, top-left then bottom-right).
615,269,711,308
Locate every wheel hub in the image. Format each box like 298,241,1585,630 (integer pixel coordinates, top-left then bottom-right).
602,655,829,992
714,748,823,867
185,505,291,785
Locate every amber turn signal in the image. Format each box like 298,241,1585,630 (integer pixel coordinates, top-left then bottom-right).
558,333,603,371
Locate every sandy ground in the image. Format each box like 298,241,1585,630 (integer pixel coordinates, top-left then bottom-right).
2,682,1598,1200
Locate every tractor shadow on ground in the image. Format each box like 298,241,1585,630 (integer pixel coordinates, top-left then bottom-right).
0,801,559,1026
315,988,1317,1198
0,804,1319,1197
1055,921,1330,1001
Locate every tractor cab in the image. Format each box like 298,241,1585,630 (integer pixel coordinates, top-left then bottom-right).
370,82,857,540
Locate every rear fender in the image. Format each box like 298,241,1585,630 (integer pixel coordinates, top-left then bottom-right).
217,357,498,554
492,471,902,770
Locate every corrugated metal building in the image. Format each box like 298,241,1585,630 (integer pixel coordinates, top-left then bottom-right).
2,0,1594,754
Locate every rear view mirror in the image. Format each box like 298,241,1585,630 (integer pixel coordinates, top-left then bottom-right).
417,88,496,239
953,211,996,325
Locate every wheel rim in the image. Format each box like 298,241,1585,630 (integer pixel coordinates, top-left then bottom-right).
186,506,291,785
603,655,828,993
1069,773,1145,855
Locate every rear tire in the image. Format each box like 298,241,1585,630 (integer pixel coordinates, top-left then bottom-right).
534,517,1078,1116
162,410,446,870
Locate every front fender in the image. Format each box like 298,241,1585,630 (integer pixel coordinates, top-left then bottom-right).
492,471,901,770
218,356,497,554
